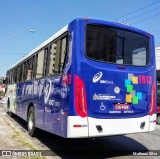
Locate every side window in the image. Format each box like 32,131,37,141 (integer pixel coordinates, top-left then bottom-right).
16,67,19,83
12,70,14,83
19,65,23,82
9,70,11,84
36,50,45,79
23,62,27,81
33,55,37,79
26,58,33,80
9,70,12,84
14,68,16,83
13,69,16,83
54,40,61,75
27,59,32,71
49,43,56,76
60,37,67,73
21,63,24,82
48,34,68,76
43,48,48,77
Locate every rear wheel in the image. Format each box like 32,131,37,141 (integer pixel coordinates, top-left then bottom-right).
27,106,37,137
157,114,160,125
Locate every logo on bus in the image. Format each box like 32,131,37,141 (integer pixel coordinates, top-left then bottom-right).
93,72,103,83
93,93,117,100
114,87,120,94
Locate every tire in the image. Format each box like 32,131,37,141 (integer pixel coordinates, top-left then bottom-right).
157,114,160,125
27,106,37,137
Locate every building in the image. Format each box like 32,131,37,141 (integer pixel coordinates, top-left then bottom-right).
156,46,160,82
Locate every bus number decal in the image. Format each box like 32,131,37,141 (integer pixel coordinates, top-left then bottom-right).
138,75,152,84
63,75,72,85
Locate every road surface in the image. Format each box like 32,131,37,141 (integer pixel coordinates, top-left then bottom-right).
0,103,160,159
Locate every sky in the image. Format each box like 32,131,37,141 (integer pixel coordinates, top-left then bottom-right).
0,0,160,77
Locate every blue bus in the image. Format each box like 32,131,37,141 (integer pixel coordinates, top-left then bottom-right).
5,18,157,138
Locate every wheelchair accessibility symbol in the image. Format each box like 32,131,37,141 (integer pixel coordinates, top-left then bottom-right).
100,102,106,111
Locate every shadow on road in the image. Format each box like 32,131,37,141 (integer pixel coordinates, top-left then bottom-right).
9,113,148,159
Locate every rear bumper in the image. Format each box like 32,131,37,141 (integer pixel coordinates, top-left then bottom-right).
67,114,156,138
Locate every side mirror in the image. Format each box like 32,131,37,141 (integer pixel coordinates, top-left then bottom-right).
3,79,6,84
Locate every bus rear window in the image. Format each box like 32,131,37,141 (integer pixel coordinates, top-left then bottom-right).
86,25,150,66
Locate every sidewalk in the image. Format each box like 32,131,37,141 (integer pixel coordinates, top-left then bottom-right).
0,104,59,159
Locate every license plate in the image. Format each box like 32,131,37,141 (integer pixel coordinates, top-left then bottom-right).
114,103,129,110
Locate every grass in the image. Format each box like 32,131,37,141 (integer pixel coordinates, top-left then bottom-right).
1,115,46,159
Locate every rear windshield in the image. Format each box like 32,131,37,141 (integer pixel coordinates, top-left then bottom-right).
86,25,150,66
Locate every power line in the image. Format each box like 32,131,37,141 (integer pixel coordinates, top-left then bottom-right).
0,29,35,44
0,54,22,55
0,29,25,44
131,13,160,24
116,0,160,20
123,6,160,22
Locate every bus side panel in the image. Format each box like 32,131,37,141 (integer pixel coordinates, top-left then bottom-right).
35,24,74,138
16,82,24,119
34,79,45,130
43,76,68,138
16,81,33,120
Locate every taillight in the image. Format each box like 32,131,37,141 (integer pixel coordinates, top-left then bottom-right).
74,75,88,117
1,85,5,88
150,82,156,115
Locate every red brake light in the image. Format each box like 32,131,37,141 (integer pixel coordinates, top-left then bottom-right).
150,82,156,115
74,75,88,117
73,125,81,128
82,18,90,21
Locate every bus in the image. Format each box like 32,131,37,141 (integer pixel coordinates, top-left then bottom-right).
5,18,157,138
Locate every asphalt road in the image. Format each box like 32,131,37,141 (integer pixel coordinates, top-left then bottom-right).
0,103,160,159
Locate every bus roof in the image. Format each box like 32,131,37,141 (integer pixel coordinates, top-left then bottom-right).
9,25,68,70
